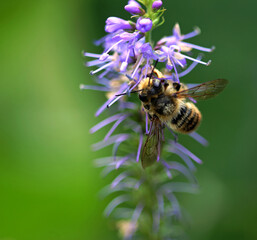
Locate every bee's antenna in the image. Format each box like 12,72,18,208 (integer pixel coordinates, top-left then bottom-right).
148,59,159,86
115,89,143,97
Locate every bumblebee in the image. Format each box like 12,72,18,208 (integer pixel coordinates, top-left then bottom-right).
138,68,228,168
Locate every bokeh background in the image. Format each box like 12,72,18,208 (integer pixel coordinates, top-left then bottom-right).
1,0,257,239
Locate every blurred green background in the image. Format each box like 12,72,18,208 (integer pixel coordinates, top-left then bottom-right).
1,0,257,239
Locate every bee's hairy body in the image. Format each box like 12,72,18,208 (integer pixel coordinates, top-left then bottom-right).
138,69,202,134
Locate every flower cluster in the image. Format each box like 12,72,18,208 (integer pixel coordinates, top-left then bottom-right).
82,0,213,239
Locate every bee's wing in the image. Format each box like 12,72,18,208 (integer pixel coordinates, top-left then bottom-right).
174,79,228,100
141,123,159,169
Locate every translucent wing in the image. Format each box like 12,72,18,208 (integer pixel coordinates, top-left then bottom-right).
174,79,228,100
141,119,161,169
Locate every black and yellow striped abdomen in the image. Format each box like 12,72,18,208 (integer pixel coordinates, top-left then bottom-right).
169,102,202,134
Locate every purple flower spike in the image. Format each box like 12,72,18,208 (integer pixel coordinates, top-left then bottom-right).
136,18,153,33
125,0,145,15
83,0,217,236
105,17,135,33
152,0,162,10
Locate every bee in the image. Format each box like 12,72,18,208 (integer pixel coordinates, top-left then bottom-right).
138,68,228,168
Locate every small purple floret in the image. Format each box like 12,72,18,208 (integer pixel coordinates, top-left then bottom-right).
152,0,162,10
136,18,152,33
105,17,134,33
125,0,144,15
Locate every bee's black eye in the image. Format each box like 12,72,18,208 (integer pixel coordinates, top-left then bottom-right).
173,82,181,91
139,94,148,102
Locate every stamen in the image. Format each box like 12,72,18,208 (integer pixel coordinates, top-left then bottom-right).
116,155,131,169
172,141,203,164
107,86,130,108
107,96,121,108
94,34,108,46
121,101,137,110
125,74,134,81
80,84,109,92
99,53,110,61
132,203,144,223
189,132,209,146
173,57,185,68
105,39,124,55
178,54,203,77
111,172,128,188
169,57,180,84
104,194,130,217
90,62,113,75
86,59,102,67
161,160,173,179
182,42,215,52
92,134,130,151
128,74,143,92
168,161,196,182
104,115,128,141
162,182,198,194
95,77,110,86
90,113,124,133
136,133,143,162
120,49,131,72
181,26,201,40
178,53,211,66
99,69,109,79
189,97,197,103
112,141,122,162
134,179,143,189
144,59,150,79
170,148,196,171
165,123,178,142
131,55,143,79
95,84,128,116
84,52,102,58
165,193,181,219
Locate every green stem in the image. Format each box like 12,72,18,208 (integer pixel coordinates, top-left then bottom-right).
144,0,154,44
139,166,162,240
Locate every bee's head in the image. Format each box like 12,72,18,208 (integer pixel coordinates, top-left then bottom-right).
146,78,163,96
138,77,163,102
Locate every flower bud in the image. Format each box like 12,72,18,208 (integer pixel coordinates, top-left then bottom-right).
152,0,163,10
125,0,145,15
136,18,153,33
105,17,135,33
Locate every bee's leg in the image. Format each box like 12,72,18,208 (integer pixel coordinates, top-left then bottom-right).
147,113,153,121
145,113,152,135
148,121,154,136
147,114,158,136
152,114,158,120
157,128,161,162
